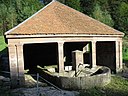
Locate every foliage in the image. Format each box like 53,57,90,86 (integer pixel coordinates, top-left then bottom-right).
65,0,82,12
80,0,94,15
0,4,8,35
117,2,128,34
108,0,128,34
0,36,7,52
123,41,128,61
92,3,114,27
81,0,128,34
0,0,43,36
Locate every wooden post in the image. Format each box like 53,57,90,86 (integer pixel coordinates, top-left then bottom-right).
16,44,25,86
58,42,64,72
91,41,97,67
8,44,18,88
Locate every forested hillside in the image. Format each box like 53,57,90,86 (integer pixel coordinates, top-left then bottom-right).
65,0,128,35
0,0,43,35
0,0,127,36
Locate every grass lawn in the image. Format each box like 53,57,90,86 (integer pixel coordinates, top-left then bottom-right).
80,75,128,96
0,36,7,51
0,36,7,54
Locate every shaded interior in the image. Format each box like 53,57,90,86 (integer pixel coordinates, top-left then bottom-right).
23,41,116,73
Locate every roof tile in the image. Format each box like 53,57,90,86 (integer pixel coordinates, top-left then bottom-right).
6,1,124,35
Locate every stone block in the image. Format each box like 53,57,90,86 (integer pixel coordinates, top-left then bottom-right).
72,50,83,73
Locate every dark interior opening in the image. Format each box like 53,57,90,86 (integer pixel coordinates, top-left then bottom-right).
64,42,90,66
84,42,91,65
96,41,116,72
90,69,103,76
23,43,58,73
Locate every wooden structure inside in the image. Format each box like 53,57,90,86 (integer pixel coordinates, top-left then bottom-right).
5,0,124,88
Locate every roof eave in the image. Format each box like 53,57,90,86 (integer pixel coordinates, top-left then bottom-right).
5,34,124,39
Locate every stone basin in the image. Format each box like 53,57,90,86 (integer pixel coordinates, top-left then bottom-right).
37,66,111,90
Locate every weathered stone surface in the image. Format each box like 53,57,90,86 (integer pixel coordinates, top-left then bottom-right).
47,68,56,72
72,50,83,73
2,77,10,82
0,76,11,87
41,66,111,90
25,75,47,88
0,76,5,80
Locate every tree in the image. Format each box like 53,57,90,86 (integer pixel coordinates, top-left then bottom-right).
7,5,17,29
0,4,8,35
65,0,82,12
92,3,114,27
108,0,128,34
117,2,128,34
0,0,43,36
80,0,94,15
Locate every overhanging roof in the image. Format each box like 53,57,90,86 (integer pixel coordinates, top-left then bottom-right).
5,1,124,37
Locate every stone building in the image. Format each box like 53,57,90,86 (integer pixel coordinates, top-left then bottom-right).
5,0,124,87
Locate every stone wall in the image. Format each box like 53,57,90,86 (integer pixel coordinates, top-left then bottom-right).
59,67,111,90
38,66,111,90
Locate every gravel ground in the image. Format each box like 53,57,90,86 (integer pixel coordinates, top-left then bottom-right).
12,87,79,96
0,75,79,96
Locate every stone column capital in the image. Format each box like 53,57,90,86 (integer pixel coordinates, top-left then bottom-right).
8,44,16,47
58,42,64,45
15,44,24,47
91,40,97,43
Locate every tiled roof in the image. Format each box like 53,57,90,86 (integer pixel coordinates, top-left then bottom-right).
5,1,124,35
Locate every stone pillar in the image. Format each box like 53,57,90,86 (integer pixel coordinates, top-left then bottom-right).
116,41,123,72
119,41,123,69
115,41,120,72
16,44,25,86
58,42,64,72
72,50,83,73
8,44,18,88
91,41,97,67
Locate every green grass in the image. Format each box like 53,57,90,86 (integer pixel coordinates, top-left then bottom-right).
123,38,128,61
80,75,128,96
0,75,128,96
0,36,7,53
104,76,128,96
